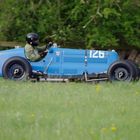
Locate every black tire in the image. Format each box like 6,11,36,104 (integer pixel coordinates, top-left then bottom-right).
107,60,135,82
2,56,32,81
138,68,140,77
125,60,139,81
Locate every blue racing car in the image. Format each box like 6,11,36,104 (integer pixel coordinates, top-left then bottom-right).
0,44,139,82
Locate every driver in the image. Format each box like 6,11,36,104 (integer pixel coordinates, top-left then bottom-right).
25,33,49,61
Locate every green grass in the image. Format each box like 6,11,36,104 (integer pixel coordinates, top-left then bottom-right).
0,79,140,140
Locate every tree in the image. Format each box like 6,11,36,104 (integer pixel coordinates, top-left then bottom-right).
0,0,140,49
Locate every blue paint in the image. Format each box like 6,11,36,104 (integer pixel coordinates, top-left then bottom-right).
0,45,119,78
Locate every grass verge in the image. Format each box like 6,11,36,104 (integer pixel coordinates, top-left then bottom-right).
0,79,140,140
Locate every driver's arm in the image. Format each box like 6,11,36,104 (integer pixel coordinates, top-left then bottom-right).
37,42,53,54
25,45,41,61
37,45,46,53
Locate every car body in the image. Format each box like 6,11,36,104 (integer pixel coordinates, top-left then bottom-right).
0,44,138,81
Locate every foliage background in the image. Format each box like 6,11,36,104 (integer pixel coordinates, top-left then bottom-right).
0,0,140,49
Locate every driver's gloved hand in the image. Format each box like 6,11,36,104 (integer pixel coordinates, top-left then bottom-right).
39,51,47,57
46,42,53,49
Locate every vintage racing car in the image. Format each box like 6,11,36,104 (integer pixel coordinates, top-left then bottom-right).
0,44,139,82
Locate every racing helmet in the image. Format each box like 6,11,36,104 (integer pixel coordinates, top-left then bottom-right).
26,33,39,46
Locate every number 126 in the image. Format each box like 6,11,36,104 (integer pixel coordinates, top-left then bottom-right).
89,50,105,58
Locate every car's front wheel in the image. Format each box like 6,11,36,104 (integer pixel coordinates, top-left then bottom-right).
2,57,32,81
125,60,139,81
107,60,135,82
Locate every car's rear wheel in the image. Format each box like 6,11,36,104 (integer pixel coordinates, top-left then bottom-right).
2,57,32,81
107,60,135,82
